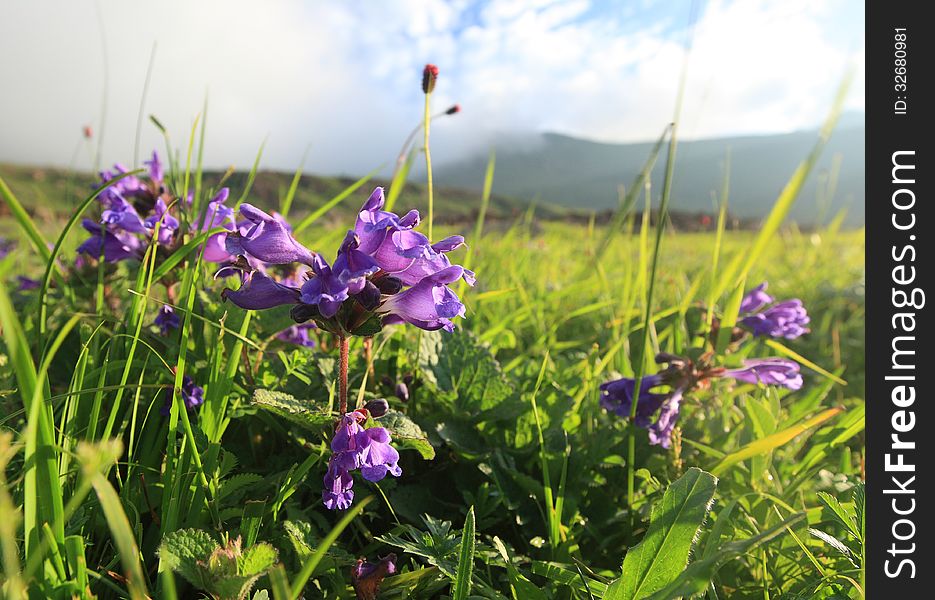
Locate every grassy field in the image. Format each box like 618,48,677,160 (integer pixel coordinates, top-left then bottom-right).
0,125,865,600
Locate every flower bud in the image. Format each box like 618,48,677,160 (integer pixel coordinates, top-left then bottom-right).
422,64,439,94
394,382,410,402
291,303,320,323
445,104,460,115
354,280,382,311
374,276,403,295
364,398,389,418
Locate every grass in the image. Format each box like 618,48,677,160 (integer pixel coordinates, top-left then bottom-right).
1,113,864,600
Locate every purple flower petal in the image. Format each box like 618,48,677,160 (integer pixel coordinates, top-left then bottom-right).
725,358,803,390
232,203,315,266
222,271,300,310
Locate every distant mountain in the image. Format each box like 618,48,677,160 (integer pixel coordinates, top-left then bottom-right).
435,124,865,227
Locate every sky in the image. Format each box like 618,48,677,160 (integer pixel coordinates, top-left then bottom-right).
0,0,864,176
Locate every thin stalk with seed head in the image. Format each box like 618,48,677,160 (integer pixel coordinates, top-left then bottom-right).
423,91,434,241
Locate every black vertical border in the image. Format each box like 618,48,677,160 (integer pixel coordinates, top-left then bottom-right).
867,0,932,595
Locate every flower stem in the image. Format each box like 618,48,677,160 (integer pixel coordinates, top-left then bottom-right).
423,91,434,241
338,334,349,414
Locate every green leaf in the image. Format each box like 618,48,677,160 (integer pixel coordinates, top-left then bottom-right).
251,389,333,432
642,513,805,600
452,507,476,600
420,330,513,418
379,410,435,459
239,543,278,577
491,536,547,600
158,528,218,590
616,468,718,600
817,492,860,541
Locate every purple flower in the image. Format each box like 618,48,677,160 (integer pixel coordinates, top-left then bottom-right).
739,282,810,339
322,460,355,510
725,358,803,390
332,231,380,294
160,375,205,416
98,164,144,203
276,322,317,347
144,150,164,183
351,554,397,600
377,265,467,331
0,237,15,259
355,188,473,286
77,219,142,263
741,300,810,339
17,276,40,291
599,374,667,425
154,305,181,335
101,192,148,235
226,203,316,266
144,197,180,245
299,255,350,318
200,189,240,263
739,282,774,314
357,426,402,482
222,271,301,310
323,412,402,510
647,387,685,449
600,373,687,448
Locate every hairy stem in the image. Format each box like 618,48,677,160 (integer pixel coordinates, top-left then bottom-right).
338,334,349,414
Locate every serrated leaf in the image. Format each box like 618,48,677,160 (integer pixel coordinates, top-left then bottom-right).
158,528,219,590
239,543,278,577
616,468,718,600
251,389,333,432
817,492,860,541
379,410,435,459
420,330,513,419
219,473,266,500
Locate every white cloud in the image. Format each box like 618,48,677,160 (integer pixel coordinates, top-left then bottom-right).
0,0,864,174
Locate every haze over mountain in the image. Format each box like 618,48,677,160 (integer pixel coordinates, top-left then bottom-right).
435,115,865,227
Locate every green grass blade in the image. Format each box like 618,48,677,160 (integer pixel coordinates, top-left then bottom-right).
280,147,309,219
292,166,381,234
712,406,844,475
715,74,852,298
384,148,416,213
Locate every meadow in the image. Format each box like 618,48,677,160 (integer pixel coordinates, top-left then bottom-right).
0,91,865,599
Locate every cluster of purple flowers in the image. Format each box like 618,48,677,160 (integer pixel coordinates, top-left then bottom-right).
78,152,179,263
600,282,809,448
222,187,474,335
323,410,402,510
739,282,810,339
